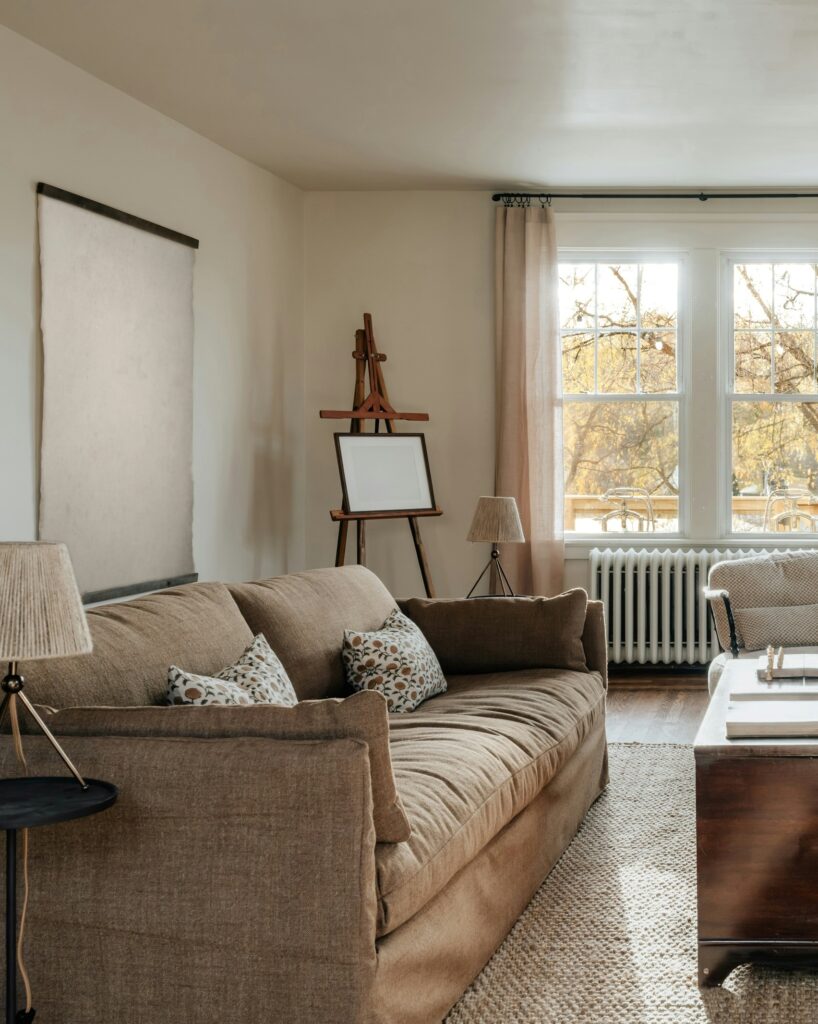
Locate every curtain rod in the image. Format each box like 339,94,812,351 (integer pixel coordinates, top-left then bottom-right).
491,190,818,203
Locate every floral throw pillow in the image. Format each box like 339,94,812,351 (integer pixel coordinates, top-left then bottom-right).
166,634,298,707
342,609,447,712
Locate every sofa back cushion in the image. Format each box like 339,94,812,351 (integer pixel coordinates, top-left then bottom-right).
228,566,397,699
21,582,254,709
401,590,589,674
34,689,410,842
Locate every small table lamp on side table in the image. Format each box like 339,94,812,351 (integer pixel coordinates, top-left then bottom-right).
0,542,118,1024
465,496,525,597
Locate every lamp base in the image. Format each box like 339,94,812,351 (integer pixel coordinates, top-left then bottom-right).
466,546,516,598
1,665,87,789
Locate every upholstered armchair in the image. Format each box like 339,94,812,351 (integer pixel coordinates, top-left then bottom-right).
704,549,818,694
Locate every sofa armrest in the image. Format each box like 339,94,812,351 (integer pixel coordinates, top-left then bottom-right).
581,600,608,689
0,734,377,1023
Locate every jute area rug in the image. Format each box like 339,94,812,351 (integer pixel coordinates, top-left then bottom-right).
447,742,818,1024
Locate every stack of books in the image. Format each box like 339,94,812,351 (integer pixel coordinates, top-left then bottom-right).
726,651,818,739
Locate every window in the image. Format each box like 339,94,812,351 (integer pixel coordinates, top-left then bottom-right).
729,260,818,533
560,260,681,534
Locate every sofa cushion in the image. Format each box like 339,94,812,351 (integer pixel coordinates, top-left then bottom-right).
376,667,605,935
228,566,397,699
166,634,299,707
344,610,447,712
21,582,254,709
401,591,589,675
34,689,411,843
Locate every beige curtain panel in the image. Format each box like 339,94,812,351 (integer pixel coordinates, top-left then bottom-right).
494,204,564,596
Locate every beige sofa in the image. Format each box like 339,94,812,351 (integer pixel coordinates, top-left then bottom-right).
5,566,608,1024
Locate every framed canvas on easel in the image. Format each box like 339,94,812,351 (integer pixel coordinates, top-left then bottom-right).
334,433,436,514
320,314,442,596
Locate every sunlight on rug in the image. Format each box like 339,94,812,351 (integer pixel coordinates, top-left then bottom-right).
446,742,818,1024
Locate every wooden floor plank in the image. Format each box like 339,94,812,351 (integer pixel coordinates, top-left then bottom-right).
605,686,709,744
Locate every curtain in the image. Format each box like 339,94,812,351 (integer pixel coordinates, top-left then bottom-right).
494,203,564,596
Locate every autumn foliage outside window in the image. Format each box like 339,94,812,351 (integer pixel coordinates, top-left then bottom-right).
731,262,818,533
559,262,680,533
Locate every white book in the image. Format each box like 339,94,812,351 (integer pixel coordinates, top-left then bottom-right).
731,680,818,701
755,653,818,680
726,700,818,739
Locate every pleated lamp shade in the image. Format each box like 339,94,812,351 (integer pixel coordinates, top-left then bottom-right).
0,543,92,662
466,497,525,544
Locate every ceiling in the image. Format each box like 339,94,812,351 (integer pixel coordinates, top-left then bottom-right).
2,0,818,190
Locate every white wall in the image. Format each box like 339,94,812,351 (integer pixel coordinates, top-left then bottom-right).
0,26,305,583
304,192,495,598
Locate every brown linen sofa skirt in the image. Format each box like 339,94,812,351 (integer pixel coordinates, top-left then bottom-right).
371,716,609,1024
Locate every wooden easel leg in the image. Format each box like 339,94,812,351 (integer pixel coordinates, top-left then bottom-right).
335,521,349,567
408,517,435,598
356,520,366,566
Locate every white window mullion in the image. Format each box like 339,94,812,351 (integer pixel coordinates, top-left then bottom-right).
636,265,642,393
593,263,599,393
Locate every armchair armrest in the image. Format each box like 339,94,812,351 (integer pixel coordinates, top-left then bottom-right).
0,734,378,1023
703,587,739,656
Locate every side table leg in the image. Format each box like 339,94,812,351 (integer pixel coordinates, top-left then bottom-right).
5,829,15,1024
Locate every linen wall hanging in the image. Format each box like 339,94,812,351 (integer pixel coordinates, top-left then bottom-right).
37,183,198,603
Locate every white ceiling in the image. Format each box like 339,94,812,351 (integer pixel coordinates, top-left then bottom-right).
2,0,818,190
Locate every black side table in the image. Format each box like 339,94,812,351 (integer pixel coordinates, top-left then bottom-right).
0,777,117,1023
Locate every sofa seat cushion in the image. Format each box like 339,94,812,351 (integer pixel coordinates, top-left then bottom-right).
376,668,605,936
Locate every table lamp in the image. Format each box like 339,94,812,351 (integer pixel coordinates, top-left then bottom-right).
0,543,92,787
465,496,525,597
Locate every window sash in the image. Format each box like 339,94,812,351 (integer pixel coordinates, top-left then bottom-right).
559,256,685,536
724,254,818,536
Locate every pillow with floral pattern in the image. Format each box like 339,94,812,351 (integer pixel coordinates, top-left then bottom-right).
342,609,447,712
166,634,298,707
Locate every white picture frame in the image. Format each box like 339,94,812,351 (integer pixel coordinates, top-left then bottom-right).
335,433,436,514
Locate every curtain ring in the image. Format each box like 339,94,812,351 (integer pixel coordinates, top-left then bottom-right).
539,195,552,208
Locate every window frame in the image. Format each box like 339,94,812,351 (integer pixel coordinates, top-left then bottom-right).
719,251,818,539
558,249,690,540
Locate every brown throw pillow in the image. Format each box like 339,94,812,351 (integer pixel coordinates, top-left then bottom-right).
402,590,589,675
34,689,410,843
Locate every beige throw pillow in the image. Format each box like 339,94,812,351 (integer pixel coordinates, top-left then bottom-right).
33,689,410,843
166,634,298,707
343,609,447,712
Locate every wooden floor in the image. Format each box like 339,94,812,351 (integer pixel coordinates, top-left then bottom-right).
606,682,709,743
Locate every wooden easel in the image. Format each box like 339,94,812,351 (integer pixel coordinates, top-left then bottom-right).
320,314,441,597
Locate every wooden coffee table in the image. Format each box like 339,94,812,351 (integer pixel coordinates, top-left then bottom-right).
695,658,818,986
